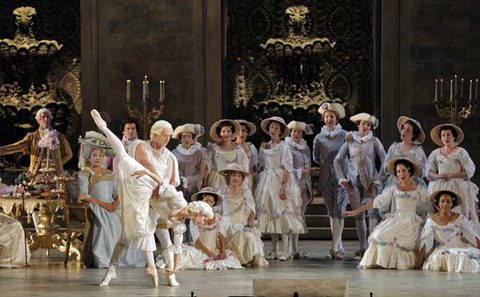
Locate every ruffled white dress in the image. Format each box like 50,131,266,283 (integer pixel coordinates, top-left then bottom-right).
219,187,268,266
0,212,30,267
420,215,480,273
157,214,243,270
205,144,249,190
426,147,480,235
255,141,306,234
359,185,431,269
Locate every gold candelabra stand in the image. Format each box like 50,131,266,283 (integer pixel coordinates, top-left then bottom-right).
125,77,166,139
434,76,477,126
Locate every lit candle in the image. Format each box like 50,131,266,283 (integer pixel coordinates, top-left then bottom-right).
469,79,473,100
159,80,164,102
476,79,479,99
126,79,131,102
461,78,464,97
450,79,453,102
142,75,147,103
146,80,149,98
454,74,457,95
434,79,438,101
440,79,443,98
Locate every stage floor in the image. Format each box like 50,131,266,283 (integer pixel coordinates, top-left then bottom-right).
1,240,479,297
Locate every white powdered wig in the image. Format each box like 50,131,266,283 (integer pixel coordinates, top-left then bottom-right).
187,201,214,219
35,108,53,120
150,120,173,140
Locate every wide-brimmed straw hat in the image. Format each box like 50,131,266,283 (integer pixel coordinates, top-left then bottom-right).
350,113,379,129
78,131,112,150
429,190,463,209
430,124,464,147
173,124,196,140
235,119,257,136
260,116,290,138
218,163,250,177
191,187,223,206
318,102,346,119
287,121,314,135
209,119,241,142
397,116,425,145
385,157,421,178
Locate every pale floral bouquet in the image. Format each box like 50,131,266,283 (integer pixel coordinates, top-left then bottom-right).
38,130,60,150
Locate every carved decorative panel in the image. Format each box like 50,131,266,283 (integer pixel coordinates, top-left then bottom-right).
223,0,374,141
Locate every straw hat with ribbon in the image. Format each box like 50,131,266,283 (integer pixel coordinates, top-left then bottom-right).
287,121,314,135
397,116,425,145
235,119,257,136
350,112,379,129
218,163,250,177
209,119,241,142
260,116,290,138
173,124,196,140
385,157,421,178
191,187,223,206
430,124,464,147
318,102,346,119
429,190,462,210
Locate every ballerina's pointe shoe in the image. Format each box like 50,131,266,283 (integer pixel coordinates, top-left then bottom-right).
98,266,117,287
145,266,159,287
167,274,179,287
90,109,107,130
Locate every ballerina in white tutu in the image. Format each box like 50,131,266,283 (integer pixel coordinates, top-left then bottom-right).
416,190,480,273
344,157,431,269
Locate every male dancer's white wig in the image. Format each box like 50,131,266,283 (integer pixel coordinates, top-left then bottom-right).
150,120,173,140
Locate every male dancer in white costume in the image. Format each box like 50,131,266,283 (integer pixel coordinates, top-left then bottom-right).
128,119,187,286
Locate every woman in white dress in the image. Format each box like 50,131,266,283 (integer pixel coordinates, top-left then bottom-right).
205,119,249,190
234,120,258,191
313,102,348,260
382,116,427,188
344,157,431,269
255,116,306,261
77,133,145,268
417,190,480,272
90,110,214,287
218,163,269,267
160,188,242,270
426,124,480,235
286,120,313,259
0,212,30,268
